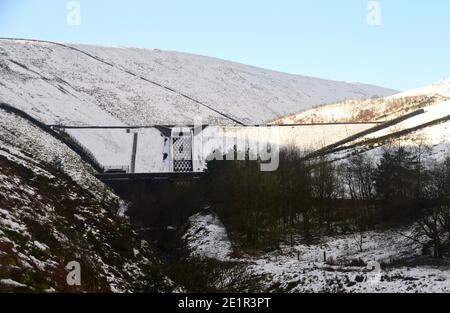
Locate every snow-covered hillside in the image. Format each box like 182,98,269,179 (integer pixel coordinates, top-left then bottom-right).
273,79,450,125
0,109,176,292
0,38,396,126
269,78,449,165
312,100,450,164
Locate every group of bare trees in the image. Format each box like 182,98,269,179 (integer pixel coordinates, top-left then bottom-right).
207,148,345,250
206,145,450,256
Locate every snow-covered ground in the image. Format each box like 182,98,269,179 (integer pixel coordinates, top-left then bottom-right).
182,210,233,261
183,212,450,293
0,110,107,196
0,109,176,292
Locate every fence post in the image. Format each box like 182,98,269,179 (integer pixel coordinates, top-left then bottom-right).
130,132,138,173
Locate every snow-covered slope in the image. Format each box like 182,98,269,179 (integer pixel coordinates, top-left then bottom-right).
273,79,450,125
0,38,396,126
394,78,450,99
0,109,176,292
311,100,450,165
271,79,449,164
182,210,233,261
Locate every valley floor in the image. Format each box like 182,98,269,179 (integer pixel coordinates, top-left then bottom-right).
182,211,450,293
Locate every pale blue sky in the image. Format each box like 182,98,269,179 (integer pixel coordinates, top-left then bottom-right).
1,0,449,91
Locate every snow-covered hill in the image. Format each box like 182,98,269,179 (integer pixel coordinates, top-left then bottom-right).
272,79,450,125
324,111,450,166
270,79,449,164
0,38,396,126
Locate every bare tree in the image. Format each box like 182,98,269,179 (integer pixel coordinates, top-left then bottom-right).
342,154,375,252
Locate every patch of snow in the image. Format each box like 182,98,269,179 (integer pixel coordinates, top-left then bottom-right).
33,241,49,251
183,211,233,261
0,279,27,288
